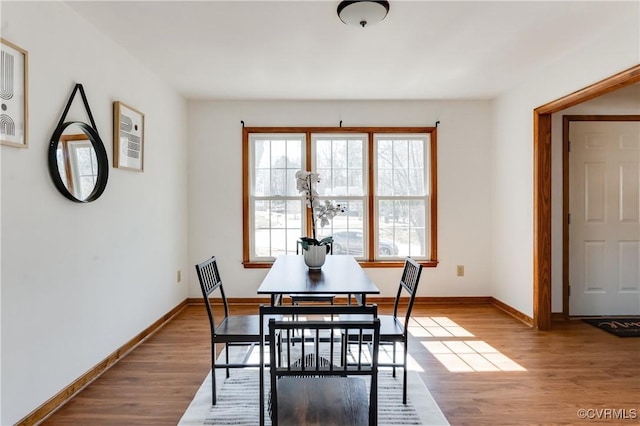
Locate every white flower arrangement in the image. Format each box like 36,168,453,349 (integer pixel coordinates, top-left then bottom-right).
295,170,345,249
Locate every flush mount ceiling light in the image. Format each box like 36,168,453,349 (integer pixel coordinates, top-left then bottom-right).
337,0,390,28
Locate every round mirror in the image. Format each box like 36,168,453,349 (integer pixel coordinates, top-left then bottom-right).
48,121,109,202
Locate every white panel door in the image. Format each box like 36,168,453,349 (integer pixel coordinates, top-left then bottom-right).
569,121,640,315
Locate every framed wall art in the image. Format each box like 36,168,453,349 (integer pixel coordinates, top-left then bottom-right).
1,38,28,148
113,101,144,171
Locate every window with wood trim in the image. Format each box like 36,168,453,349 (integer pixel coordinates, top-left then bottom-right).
243,127,437,268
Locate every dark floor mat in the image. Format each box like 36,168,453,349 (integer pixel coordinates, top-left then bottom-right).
583,317,640,337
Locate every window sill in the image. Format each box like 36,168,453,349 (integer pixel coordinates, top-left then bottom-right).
243,259,439,269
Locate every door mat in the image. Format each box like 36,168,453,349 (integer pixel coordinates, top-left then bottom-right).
583,318,640,337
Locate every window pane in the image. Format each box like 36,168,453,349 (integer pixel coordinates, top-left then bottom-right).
269,229,287,257
254,200,269,229
287,139,302,169
253,199,303,258
376,136,427,196
270,139,286,167
408,139,425,195
377,139,393,196
252,135,303,197
332,139,347,169
255,138,270,167
316,138,332,170
313,134,366,198
254,169,269,196
348,140,363,168
271,169,287,196
394,139,409,169
254,199,270,257
378,199,427,257
377,168,393,196
409,167,425,195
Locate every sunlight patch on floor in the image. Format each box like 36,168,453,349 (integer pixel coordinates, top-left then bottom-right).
409,316,526,373
410,316,475,338
422,340,526,372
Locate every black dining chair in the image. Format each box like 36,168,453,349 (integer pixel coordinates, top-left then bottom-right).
259,304,380,426
195,255,265,405
341,257,423,404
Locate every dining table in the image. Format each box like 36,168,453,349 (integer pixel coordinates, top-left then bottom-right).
257,255,380,306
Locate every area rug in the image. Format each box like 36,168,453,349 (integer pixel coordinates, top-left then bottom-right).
178,347,449,426
583,317,640,337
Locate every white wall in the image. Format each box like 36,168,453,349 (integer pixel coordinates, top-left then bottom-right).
0,2,188,424
492,8,639,316
187,100,494,299
1,1,635,423
550,85,640,312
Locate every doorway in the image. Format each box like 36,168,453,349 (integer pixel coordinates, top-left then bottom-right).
533,64,640,330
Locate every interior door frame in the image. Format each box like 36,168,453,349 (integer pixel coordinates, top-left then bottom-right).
562,115,640,318
533,64,640,330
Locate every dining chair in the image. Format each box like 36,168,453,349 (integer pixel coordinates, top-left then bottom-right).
195,255,265,405
259,304,380,426
341,257,423,404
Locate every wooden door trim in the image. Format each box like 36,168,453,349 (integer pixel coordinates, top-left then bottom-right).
533,64,640,330
562,115,640,318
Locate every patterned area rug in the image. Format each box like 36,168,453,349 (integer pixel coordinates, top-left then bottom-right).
178,347,449,426
583,317,640,337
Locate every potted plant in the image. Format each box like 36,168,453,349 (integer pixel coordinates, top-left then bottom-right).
295,170,345,268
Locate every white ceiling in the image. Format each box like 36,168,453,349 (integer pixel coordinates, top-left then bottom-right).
66,1,637,101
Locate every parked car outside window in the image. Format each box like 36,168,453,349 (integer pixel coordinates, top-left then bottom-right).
331,231,399,256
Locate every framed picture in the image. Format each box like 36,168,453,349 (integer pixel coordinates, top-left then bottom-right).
113,101,144,171
0,38,28,148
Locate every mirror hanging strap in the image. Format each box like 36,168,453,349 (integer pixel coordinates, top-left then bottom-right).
55,83,98,131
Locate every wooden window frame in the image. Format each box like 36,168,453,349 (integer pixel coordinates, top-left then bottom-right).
242,126,438,268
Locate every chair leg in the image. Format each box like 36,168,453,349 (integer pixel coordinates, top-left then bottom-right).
212,342,217,405
392,341,397,378
402,343,408,404
225,344,230,378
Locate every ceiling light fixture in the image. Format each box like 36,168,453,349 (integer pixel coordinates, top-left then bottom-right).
337,0,390,28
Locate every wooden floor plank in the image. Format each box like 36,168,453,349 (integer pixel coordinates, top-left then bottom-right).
40,303,640,425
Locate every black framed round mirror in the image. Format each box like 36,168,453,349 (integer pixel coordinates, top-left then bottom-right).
48,121,109,203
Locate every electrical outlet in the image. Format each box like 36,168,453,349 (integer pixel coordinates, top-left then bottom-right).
177,270,182,283
456,265,464,277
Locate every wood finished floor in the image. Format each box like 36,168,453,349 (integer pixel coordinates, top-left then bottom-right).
41,303,640,426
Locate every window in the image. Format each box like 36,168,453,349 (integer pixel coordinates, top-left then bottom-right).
243,127,437,268
247,133,304,260
375,134,430,259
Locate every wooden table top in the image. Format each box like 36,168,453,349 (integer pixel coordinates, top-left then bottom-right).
257,255,380,296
